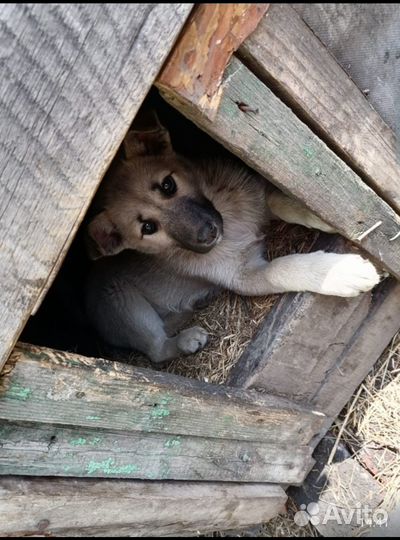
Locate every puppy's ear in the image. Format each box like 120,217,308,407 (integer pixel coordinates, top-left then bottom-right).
122,110,173,159
86,211,124,259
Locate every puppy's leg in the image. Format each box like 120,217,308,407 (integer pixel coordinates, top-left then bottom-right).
267,191,337,233
231,251,380,297
87,285,208,363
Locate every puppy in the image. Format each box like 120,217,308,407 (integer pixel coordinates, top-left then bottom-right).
85,113,380,363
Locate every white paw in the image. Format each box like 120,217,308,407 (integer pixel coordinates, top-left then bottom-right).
177,326,209,355
319,253,380,297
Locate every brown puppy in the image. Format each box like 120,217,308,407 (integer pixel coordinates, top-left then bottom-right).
86,114,380,363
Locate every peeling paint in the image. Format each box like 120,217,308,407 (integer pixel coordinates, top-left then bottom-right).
164,436,181,448
7,384,31,401
151,407,170,419
90,437,102,446
303,146,314,158
150,395,173,419
70,436,102,446
87,458,140,476
70,437,87,446
86,415,101,421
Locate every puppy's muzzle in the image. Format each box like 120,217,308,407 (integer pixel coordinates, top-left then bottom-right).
198,221,219,245
168,197,223,253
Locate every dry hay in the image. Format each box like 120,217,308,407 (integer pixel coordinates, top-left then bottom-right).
259,498,320,537
331,330,400,512
165,290,277,384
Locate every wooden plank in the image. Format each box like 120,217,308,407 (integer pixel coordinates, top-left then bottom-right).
0,344,324,446
308,276,400,441
159,3,268,120
0,422,311,484
228,236,400,446
237,4,400,214
157,56,400,279
0,477,287,536
0,4,194,372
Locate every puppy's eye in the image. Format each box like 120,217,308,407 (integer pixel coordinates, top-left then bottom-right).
141,221,157,235
160,175,177,196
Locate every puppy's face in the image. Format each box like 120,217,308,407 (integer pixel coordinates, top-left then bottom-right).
87,118,223,258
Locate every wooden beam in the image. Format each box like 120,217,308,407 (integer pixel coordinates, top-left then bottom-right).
0,344,322,483
228,236,400,446
237,4,400,215
0,477,287,536
159,3,269,121
0,344,323,446
308,277,400,442
0,4,194,372
0,423,312,484
157,55,400,280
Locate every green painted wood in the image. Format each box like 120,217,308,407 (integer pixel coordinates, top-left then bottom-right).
0,422,311,484
157,56,400,279
238,4,400,215
0,344,324,446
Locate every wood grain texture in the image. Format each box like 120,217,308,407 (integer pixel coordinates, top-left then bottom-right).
0,477,287,536
0,3,194,372
238,4,400,214
158,3,268,120
309,275,400,442
0,422,311,484
158,55,400,279
228,235,400,447
0,343,323,446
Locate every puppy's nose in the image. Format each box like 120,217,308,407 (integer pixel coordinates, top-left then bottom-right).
198,221,218,244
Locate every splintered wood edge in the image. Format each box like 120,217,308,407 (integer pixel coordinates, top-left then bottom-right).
158,3,269,121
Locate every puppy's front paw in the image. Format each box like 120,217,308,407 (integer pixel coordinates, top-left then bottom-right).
177,326,209,355
321,253,380,297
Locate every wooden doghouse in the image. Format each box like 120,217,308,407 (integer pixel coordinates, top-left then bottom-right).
1,4,400,536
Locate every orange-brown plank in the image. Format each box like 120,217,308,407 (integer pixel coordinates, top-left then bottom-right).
158,3,269,120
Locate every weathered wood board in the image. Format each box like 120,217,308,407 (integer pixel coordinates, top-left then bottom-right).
308,276,400,442
0,344,323,445
0,3,194,373
0,343,323,483
0,477,287,536
0,422,311,484
158,57,400,280
228,236,400,446
238,4,400,214
160,3,269,120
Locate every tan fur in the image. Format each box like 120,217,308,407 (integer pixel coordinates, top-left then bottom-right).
85,121,380,363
